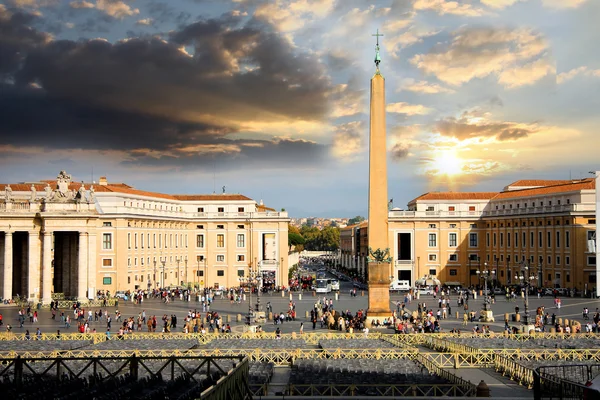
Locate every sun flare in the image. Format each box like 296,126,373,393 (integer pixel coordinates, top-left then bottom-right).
431,149,464,176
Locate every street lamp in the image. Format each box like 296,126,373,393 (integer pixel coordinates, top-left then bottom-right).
515,262,537,325
160,257,166,288
153,259,157,289
185,256,189,289
476,262,495,311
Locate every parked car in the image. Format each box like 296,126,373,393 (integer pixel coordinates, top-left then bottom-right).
416,286,432,295
493,288,505,295
115,291,129,301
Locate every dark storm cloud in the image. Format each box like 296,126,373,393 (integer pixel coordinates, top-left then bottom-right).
121,138,331,171
434,117,539,141
390,143,410,160
0,7,333,169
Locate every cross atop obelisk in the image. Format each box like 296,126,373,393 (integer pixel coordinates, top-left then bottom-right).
372,29,383,72
366,29,391,323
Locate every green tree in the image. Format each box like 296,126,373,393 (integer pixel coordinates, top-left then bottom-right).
300,226,321,250
288,232,305,251
348,215,365,225
320,226,340,251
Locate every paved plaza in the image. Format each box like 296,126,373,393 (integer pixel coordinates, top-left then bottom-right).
2,281,598,336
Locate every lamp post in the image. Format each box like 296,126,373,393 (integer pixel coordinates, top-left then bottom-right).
175,257,181,286
476,262,495,311
153,260,157,289
184,256,188,288
515,261,537,325
160,257,166,288
196,257,200,291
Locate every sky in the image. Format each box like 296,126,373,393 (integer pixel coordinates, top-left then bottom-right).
0,0,599,218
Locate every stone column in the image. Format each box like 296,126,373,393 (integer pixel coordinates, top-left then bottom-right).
42,231,53,304
87,233,97,300
28,231,41,302
3,232,12,301
78,232,88,301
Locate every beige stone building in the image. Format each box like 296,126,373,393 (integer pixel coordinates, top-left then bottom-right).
0,171,289,304
340,179,597,292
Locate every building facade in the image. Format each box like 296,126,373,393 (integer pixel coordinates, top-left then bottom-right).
339,179,597,292
0,171,289,303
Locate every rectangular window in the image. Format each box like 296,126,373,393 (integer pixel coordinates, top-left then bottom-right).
128,233,131,249
449,233,457,247
486,233,490,247
448,206,455,211
217,270,224,277
547,231,551,248
218,207,224,213
493,233,497,246
102,259,112,267
103,233,112,250
449,254,458,262
217,224,224,229
103,277,112,285
566,256,570,265
428,254,437,261
238,207,245,212
469,254,478,261
237,224,245,229
429,268,437,276
470,223,477,228
588,256,596,266
103,222,112,227
538,231,542,247
530,232,534,248
507,232,511,247
135,233,138,249
565,231,570,248
556,231,560,248
237,234,245,248
556,256,561,265
429,224,437,228
449,269,457,276
500,233,504,247
428,233,437,247
469,233,478,247
237,254,245,262
217,255,225,262
469,206,476,212
141,233,144,249
195,234,204,248
217,234,225,248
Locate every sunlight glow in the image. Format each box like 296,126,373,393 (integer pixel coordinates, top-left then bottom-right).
430,149,464,176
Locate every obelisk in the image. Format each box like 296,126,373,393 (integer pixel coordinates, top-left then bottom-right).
366,30,391,319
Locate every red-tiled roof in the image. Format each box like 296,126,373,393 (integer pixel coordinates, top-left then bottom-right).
256,204,276,212
505,179,575,188
493,179,595,199
0,182,254,202
174,194,253,201
409,192,498,203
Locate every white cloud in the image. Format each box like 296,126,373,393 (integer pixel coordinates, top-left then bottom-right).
398,78,455,94
70,0,139,19
557,66,600,84
387,102,432,115
136,18,152,26
255,0,334,32
497,58,556,88
332,121,364,159
413,0,487,16
410,27,550,87
480,0,523,8
69,1,94,9
542,0,587,9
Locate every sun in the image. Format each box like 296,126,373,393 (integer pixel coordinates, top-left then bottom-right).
431,149,464,176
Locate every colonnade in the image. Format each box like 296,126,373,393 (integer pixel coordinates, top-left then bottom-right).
1,230,96,304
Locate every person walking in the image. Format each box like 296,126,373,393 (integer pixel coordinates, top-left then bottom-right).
299,322,304,335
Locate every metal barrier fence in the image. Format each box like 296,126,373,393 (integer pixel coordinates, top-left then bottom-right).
200,357,251,400
533,364,600,400
417,353,477,395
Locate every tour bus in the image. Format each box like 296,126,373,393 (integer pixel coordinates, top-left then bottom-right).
315,278,332,294
330,279,340,291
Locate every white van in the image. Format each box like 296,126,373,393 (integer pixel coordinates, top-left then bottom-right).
389,280,411,292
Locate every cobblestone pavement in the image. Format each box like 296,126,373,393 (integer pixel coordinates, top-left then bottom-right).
2,288,599,336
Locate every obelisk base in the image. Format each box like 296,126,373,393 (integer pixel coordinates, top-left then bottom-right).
366,262,391,320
